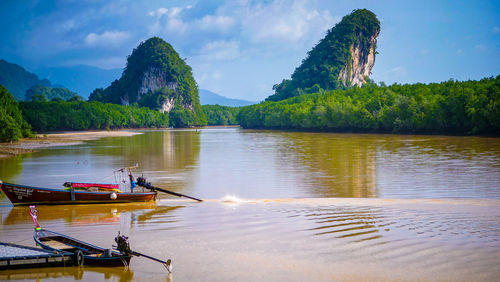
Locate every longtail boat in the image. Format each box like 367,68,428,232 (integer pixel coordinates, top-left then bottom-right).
0,164,202,205
0,165,156,205
30,206,172,270
0,182,157,205
29,206,132,267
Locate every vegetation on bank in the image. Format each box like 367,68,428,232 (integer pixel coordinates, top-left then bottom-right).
0,85,33,142
19,100,169,132
239,76,500,135
202,105,240,125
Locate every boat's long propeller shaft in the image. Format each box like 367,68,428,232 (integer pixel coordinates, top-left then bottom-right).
114,232,172,272
136,177,203,202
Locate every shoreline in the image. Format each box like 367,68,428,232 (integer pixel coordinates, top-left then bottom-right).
0,130,142,159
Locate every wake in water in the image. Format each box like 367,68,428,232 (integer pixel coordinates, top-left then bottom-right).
220,195,249,204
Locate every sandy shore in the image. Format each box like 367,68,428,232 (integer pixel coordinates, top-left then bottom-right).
0,130,142,159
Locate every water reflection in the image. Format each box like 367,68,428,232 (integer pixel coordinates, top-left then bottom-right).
0,130,201,197
1,203,165,226
0,154,24,182
270,131,500,198
0,266,134,281
279,132,378,197
1,129,499,200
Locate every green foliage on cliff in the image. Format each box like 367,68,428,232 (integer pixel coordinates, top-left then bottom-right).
20,101,169,132
0,85,32,141
267,9,380,102
0,59,51,101
202,105,240,125
25,85,82,101
239,76,500,135
89,37,205,127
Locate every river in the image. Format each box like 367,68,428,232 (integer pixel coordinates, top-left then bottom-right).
1,128,499,281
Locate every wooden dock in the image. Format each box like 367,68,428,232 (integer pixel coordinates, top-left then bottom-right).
0,242,73,270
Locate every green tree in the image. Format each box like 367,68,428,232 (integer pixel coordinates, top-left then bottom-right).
0,85,32,141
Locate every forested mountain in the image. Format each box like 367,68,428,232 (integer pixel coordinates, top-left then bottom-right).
0,59,51,100
239,76,500,135
0,85,32,142
267,9,380,101
200,89,257,106
89,37,206,127
25,85,82,101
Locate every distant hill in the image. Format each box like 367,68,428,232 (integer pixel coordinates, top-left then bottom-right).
0,59,51,100
25,85,81,101
200,89,257,107
33,65,122,98
89,37,205,127
268,9,380,101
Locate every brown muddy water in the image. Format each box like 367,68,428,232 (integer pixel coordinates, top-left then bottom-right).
1,128,499,281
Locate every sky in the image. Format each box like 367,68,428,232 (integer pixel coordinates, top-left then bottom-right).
0,0,499,101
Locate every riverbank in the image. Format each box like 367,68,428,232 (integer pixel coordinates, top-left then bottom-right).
0,130,142,159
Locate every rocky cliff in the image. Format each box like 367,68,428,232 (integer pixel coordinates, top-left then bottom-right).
89,37,205,126
267,9,380,101
338,30,379,87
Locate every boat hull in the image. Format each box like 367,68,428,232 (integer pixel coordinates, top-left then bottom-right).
34,229,132,267
0,183,156,205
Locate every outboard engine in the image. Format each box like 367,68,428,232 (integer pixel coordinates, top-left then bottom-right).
114,232,132,256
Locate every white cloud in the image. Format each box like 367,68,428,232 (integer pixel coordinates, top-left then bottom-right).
146,0,337,49
149,7,168,17
240,0,338,44
84,30,130,47
198,40,241,61
493,26,500,34
147,6,190,35
196,15,236,32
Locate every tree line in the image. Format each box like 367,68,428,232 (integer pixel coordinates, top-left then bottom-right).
202,105,240,125
239,76,500,135
19,100,170,132
0,85,33,142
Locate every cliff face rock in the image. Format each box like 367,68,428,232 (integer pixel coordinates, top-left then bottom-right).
267,9,380,101
138,67,178,97
89,37,205,125
339,31,379,87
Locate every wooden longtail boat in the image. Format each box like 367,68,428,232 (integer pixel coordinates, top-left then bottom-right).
34,228,132,267
0,182,157,205
0,165,157,205
29,206,172,270
0,164,201,205
29,207,132,267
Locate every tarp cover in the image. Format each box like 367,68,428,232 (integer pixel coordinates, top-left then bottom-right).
70,183,119,189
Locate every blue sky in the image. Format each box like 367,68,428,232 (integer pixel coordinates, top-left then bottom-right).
1,0,499,101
